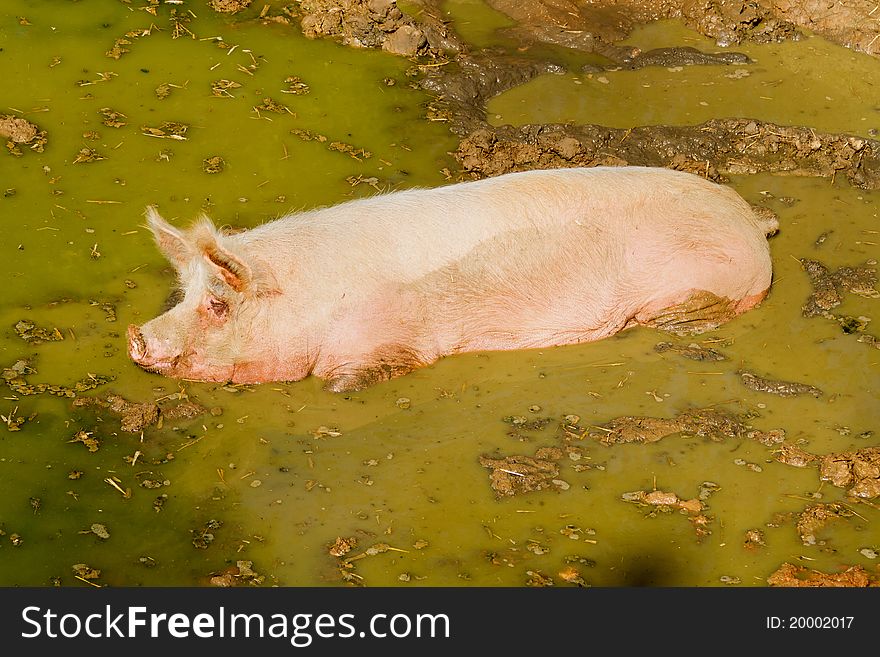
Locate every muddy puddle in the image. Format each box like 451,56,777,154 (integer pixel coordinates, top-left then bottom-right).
1,0,878,588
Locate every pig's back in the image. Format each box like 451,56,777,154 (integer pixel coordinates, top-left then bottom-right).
239,167,766,286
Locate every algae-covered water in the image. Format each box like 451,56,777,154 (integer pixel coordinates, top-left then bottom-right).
1,1,878,588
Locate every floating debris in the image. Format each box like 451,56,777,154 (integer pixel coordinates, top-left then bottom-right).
203,155,225,173
73,147,106,164
2,407,33,432
209,560,265,587
311,425,342,438
738,370,823,397
282,75,310,95
192,519,223,549
155,84,173,99
796,503,853,546
819,447,880,499
73,393,205,432
328,536,357,557
5,365,114,397
141,122,189,140
72,564,100,580
478,447,567,498
88,300,117,322
211,79,241,97
328,141,371,160
15,320,63,344
525,570,554,587
256,97,293,114
89,523,110,540
290,128,327,142
588,407,784,447
743,528,766,549
99,107,127,128
622,487,713,538
69,430,100,453
654,341,727,361
768,563,878,587
800,259,878,318
621,489,704,514
153,494,167,513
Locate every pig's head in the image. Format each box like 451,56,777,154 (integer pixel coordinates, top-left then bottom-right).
128,207,280,383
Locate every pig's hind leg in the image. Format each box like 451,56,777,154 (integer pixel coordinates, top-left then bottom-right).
319,343,429,393
633,289,742,336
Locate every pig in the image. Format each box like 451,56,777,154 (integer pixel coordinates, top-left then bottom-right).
128,166,777,392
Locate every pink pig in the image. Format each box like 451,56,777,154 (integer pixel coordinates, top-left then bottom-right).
128,166,777,391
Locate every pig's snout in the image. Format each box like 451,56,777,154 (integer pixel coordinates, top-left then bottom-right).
127,324,149,363
128,323,186,375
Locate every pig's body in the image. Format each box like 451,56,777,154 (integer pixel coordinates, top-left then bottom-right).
128,166,777,391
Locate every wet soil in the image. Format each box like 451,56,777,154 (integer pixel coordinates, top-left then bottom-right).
768,562,880,587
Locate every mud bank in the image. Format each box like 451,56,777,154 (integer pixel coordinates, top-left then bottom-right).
455,120,880,188
483,0,880,57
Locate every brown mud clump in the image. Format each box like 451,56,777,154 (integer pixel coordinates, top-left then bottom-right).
589,407,784,447
208,560,265,587
772,442,817,468
796,503,853,546
800,259,878,318
819,447,880,500
738,370,822,397
1,115,47,155
288,0,456,58
621,488,713,538
479,447,569,497
209,0,252,13
654,341,727,361
768,562,879,587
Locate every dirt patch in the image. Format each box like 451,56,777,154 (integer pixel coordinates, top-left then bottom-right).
588,407,785,447
479,447,570,497
2,357,113,399
73,393,206,433
768,562,879,587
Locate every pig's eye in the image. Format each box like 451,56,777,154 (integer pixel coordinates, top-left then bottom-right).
207,297,229,318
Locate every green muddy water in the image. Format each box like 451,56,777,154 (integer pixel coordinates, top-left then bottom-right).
1,3,878,588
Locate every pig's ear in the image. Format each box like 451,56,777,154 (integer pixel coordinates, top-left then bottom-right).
145,206,193,270
191,215,251,293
